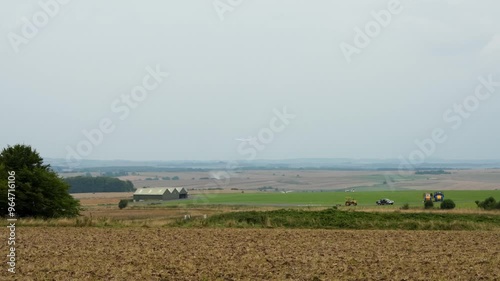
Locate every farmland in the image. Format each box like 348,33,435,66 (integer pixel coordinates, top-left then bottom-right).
4,171,500,281
11,168,499,280
70,169,500,210
167,190,500,209
73,189,500,209
65,169,500,193
12,228,500,280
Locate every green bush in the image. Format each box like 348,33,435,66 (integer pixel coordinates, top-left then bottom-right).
401,203,410,210
476,197,500,210
118,199,128,209
424,200,434,209
440,199,456,210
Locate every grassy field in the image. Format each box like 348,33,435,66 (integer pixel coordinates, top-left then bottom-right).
156,190,500,209
173,208,500,230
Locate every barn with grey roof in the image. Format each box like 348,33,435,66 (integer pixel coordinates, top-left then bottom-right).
133,187,188,201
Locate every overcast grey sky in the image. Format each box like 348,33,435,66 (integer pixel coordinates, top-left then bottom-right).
1,0,499,162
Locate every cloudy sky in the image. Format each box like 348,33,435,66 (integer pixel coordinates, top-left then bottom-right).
1,0,499,162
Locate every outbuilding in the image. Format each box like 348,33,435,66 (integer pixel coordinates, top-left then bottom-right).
133,187,188,201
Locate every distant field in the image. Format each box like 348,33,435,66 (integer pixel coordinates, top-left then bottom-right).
69,169,500,210
64,169,500,192
159,190,500,209
72,192,134,206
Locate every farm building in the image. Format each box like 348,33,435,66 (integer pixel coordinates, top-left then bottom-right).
133,187,188,201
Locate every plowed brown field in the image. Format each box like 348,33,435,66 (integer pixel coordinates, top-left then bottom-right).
6,228,500,280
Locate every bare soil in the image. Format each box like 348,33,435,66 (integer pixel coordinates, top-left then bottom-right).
9,228,500,280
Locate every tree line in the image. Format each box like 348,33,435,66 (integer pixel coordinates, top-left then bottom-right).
65,176,134,193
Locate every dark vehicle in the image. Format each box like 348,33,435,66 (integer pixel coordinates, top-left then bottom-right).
376,198,394,205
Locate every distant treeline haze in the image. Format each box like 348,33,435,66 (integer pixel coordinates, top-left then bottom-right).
65,176,134,193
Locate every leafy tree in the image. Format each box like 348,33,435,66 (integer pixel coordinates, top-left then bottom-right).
440,199,456,210
172,176,180,180
0,144,80,218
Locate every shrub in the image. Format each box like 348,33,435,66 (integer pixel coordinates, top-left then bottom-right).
118,199,129,209
401,203,410,210
424,200,434,209
440,199,456,210
476,197,499,210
